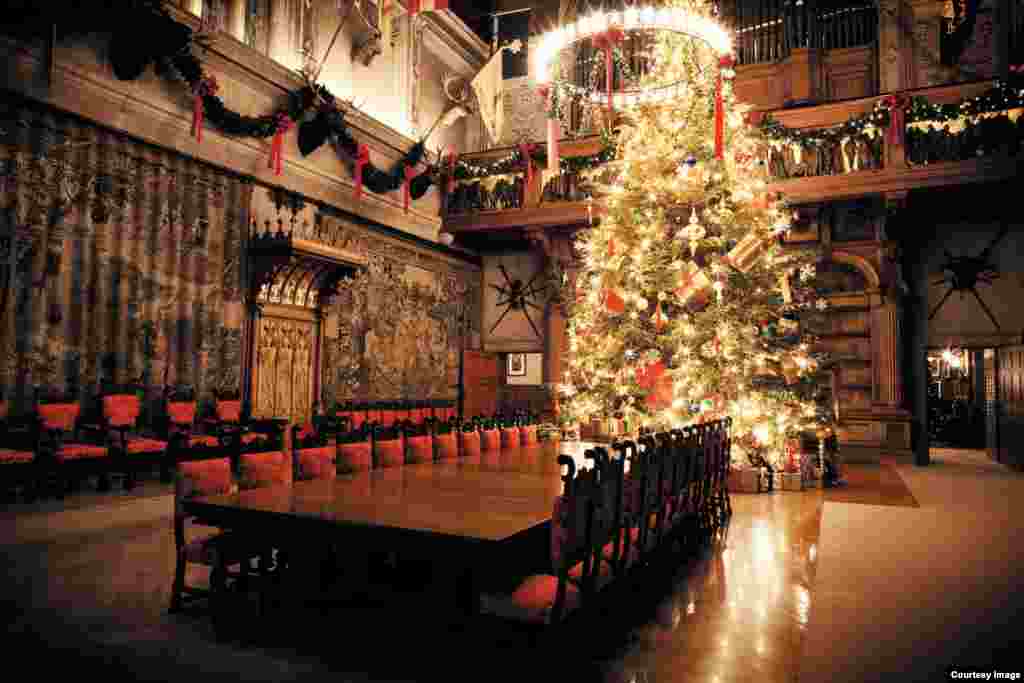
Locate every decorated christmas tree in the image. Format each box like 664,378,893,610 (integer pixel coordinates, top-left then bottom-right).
556,0,835,468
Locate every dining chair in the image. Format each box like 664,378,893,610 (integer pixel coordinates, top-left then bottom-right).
101,389,168,490
164,388,222,481
372,424,405,468
292,422,337,482
481,455,596,626
35,396,111,498
170,458,258,614
435,430,459,461
336,427,373,473
459,425,482,462
0,400,38,501
238,451,293,490
406,433,435,464
480,422,501,452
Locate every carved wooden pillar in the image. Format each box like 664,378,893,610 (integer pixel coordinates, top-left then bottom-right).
878,0,912,93
907,0,950,88
872,298,905,407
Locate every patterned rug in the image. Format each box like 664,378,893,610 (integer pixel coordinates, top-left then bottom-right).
823,464,919,507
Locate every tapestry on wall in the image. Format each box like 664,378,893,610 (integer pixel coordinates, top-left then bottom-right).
0,101,249,423
321,252,479,405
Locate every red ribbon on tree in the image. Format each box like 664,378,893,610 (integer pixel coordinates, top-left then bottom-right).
268,112,294,177
191,75,218,145
403,163,418,214
882,94,909,148
353,144,370,201
592,27,625,113
715,55,735,160
636,360,666,390
518,143,536,188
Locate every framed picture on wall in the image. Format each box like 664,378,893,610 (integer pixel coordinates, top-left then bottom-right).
508,353,526,377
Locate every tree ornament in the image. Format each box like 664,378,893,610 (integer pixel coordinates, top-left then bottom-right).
604,288,626,315
652,300,667,331
680,208,705,257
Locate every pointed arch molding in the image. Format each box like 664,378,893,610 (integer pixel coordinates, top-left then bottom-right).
829,250,881,290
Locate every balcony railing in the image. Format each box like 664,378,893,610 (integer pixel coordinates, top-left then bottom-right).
722,0,878,66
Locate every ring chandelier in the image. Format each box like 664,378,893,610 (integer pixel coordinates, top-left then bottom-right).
533,6,734,108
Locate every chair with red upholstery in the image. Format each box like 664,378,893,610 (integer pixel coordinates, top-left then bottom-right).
239,451,293,490
163,387,222,481
459,424,482,462
480,419,501,452
336,425,373,474
520,423,539,446
35,396,112,498
1,400,39,501
100,388,168,490
499,417,521,450
405,419,435,465
291,422,336,482
481,455,600,626
170,458,261,614
372,423,405,469
435,430,459,462
206,391,269,462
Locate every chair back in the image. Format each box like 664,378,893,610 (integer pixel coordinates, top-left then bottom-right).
37,401,80,433
480,426,500,452
336,435,372,473
296,446,337,481
459,429,481,460
215,400,243,424
175,458,235,519
548,455,598,623
500,424,521,449
435,431,458,461
102,393,141,428
406,434,434,464
239,451,293,489
373,424,405,468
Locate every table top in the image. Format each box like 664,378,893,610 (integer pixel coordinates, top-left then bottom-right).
184,445,572,544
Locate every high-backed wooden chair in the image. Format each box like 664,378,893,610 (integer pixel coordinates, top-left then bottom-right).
238,451,293,490
459,423,482,462
170,458,258,613
101,389,168,489
435,430,459,462
480,456,598,625
480,419,501,452
164,389,222,481
372,423,405,469
336,426,373,474
291,422,336,482
1,400,39,501
206,391,268,459
35,397,111,497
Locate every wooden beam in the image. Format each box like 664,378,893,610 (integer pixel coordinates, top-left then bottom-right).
445,201,597,233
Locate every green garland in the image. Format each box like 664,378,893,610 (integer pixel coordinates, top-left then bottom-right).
759,75,1024,155
454,130,617,181
16,0,435,200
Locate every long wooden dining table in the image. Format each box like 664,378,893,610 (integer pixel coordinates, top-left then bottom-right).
181,442,603,622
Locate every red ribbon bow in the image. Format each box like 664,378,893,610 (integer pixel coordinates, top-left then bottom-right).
445,147,458,194
354,144,370,201
191,75,218,145
882,94,909,148
592,27,625,112
269,113,294,177
519,143,536,187
403,163,418,214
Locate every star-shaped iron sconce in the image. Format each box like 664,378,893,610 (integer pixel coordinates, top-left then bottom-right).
489,263,548,339
929,224,1007,330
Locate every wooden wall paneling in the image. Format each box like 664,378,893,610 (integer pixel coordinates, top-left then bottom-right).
462,349,498,418
998,346,1024,467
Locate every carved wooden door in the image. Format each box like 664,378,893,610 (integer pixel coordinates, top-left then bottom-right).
996,345,1024,467
462,350,499,418
253,308,317,423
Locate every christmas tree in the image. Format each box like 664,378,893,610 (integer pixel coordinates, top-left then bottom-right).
559,0,835,468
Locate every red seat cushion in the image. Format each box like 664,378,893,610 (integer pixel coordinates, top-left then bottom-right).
481,429,500,452
435,432,458,461
125,437,168,454
509,575,580,622
521,425,538,445
215,401,242,423
338,441,372,472
294,423,315,443
176,458,234,508
375,439,405,468
239,451,292,489
500,428,520,449
56,444,108,462
296,447,336,481
407,435,434,464
167,401,197,426
103,394,141,427
348,411,366,429
241,433,269,445
38,403,80,431
187,435,220,448
0,449,34,465
460,431,481,459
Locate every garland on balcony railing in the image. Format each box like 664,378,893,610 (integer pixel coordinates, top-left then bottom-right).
758,73,1024,174
18,0,436,200
454,131,617,182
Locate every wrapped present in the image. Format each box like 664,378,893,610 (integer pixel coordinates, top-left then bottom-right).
722,232,767,273
781,472,803,491
675,264,712,306
728,467,766,493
